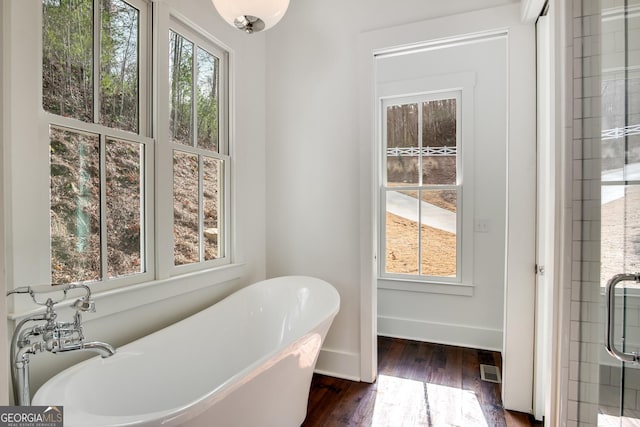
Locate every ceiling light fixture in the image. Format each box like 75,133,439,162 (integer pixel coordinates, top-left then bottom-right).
211,0,290,34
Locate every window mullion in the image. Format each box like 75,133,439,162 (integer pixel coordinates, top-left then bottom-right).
93,0,101,124
192,45,198,147
99,134,108,280
194,41,202,262
221,159,227,259
456,185,462,280
47,114,153,145
418,103,423,186
198,155,204,262
220,52,227,155
417,102,423,276
139,0,149,137
140,144,148,272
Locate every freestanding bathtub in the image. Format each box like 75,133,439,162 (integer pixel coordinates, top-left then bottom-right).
32,276,340,427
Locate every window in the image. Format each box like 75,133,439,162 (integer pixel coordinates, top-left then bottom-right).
169,24,228,269
42,1,231,287
380,92,461,282
44,0,151,285
41,0,230,286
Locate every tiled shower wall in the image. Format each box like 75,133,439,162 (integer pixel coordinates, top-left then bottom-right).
566,0,590,423
569,0,602,422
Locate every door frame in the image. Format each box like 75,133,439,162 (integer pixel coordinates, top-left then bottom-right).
534,12,553,422
529,0,567,424
358,3,537,413
534,9,562,423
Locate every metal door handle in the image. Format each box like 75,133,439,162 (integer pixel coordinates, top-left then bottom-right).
605,273,640,364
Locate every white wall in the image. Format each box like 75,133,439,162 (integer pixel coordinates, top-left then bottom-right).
2,0,266,398
265,0,520,380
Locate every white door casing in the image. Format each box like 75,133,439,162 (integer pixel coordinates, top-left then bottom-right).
534,13,558,422
358,4,536,413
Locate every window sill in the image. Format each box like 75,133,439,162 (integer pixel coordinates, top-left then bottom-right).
7,262,248,321
378,278,474,296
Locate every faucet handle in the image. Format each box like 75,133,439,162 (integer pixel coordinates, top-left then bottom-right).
7,284,69,307
72,296,95,313
8,283,96,311
6,284,57,297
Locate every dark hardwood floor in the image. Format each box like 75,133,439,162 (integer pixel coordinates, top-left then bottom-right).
303,337,542,427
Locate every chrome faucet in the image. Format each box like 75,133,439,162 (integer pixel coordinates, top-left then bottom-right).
7,284,116,406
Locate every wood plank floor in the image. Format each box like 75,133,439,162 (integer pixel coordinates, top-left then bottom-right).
303,337,542,427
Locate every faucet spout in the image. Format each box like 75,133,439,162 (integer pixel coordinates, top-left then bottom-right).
50,341,116,358
85,341,116,358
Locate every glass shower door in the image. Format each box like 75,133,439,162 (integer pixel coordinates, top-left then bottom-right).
598,0,640,425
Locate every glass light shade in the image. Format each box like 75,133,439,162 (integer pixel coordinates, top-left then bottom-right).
211,0,290,33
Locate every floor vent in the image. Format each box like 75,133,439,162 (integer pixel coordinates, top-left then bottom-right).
480,364,502,383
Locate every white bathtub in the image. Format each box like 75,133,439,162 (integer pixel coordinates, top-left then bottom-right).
32,276,340,427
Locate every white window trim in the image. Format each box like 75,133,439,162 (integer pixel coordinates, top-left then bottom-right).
379,91,462,283
162,16,232,276
153,6,237,284
375,72,476,295
6,0,240,318
45,0,155,290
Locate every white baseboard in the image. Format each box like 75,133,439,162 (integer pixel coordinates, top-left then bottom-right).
315,348,361,381
378,315,503,352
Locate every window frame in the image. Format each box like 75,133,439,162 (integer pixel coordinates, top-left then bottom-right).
5,0,241,318
44,0,155,288
42,1,234,289
167,17,231,276
379,91,462,284
374,70,476,295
